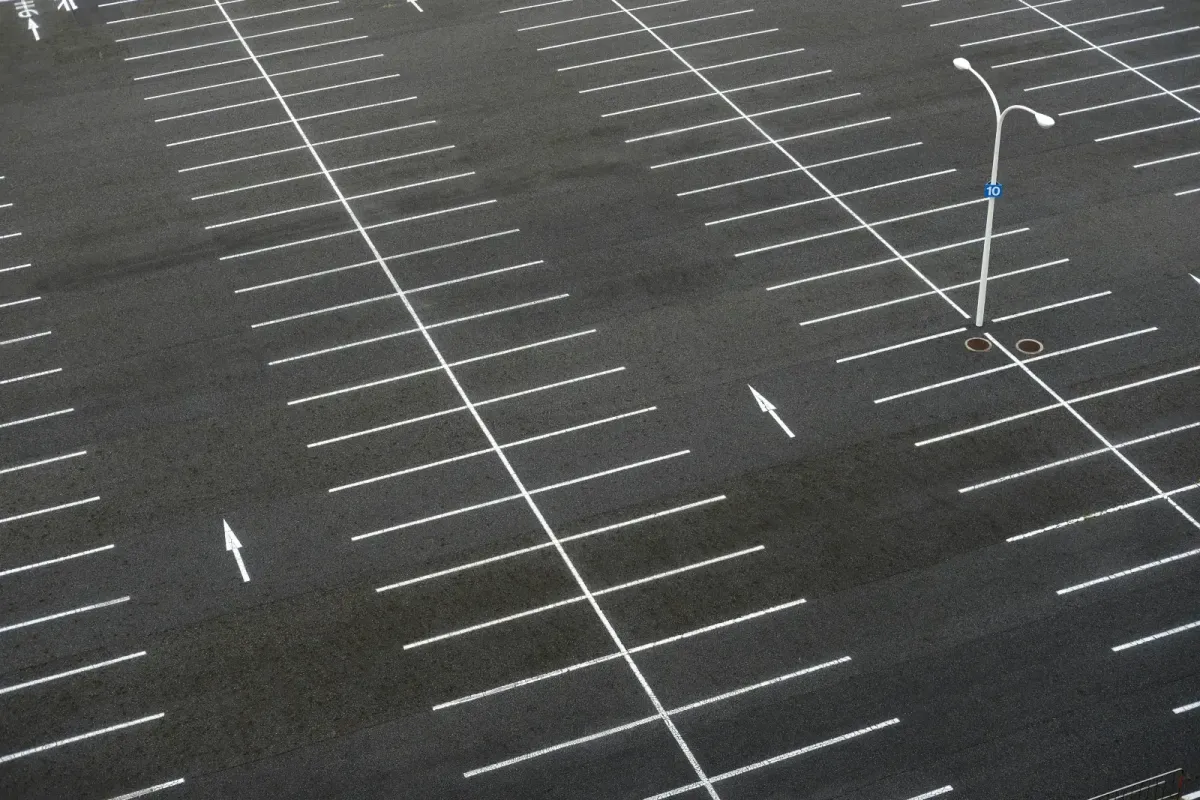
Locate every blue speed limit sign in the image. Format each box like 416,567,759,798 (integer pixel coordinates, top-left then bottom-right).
985,183,1003,198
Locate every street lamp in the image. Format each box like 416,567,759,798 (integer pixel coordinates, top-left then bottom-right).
953,57,1055,327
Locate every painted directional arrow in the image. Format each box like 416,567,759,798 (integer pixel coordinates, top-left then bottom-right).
1191,273,1199,289
748,385,794,439
59,0,78,10
223,519,250,583
408,0,423,10
27,19,40,41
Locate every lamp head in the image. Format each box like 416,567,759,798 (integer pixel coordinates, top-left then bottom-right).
1034,112,1055,129
953,57,971,71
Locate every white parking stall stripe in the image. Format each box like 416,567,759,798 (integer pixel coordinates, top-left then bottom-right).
902,789,954,800
558,29,779,71
653,116,891,169
125,18,354,60
168,96,417,146
628,94,859,143
1059,545,1200,595
0,497,101,526
115,18,229,41
681,142,925,196
145,54,383,100
580,47,806,92
103,780,187,800
518,0,687,30
538,9,754,50
0,368,62,386
1178,186,1200,197
0,262,33,274
108,0,244,22
0,295,39,309
0,408,74,430
0,597,130,635
1173,700,1200,715
0,652,147,696
1,330,52,347
0,714,164,765
961,8,1164,48
1113,618,1200,651
837,328,969,363
353,494,526,540
134,36,370,81
0,450,88,477
604,70,831,116
1063,85,1200,117
994,27,1199,69
253,294,392,329
0,232,22,241
932,0,1070,26
1009,482,1199,542
991,291,1111,322
1097,117,1200,142
408,259,544,293
1135,149,1200,169
159,74,402,122
184,122,438,172
198,147,451,199
1026,54,1200,93
502,0,575,12
0,544,115,579
529,450,688,495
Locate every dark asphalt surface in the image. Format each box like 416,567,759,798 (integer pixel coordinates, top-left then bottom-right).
1,0,1198,797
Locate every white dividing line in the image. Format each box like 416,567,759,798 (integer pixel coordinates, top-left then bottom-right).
0,295,39,309
125,18,354,61
206,171,471,229
182,120,436,171
0,232,22,241
530,449,689,495
157,73,400,122
916,361,1200,447
376,491,714,592
992,27,1200,69
0,596,130,635
0,330,51,347
961,8,1164,49
643,719,901,800
0,408,73,430
309,367,624,448
146,54,383,99
209,4,714,789
108,0,246,22
902,789,954,800
0,262,33,274
433,596,802,710
652,116,892,169
558,29,779,71
837,328,969,364
0,496,101,526
960,419,1200,494
502,0,574,12
1096,117,1200,143
518,0,687,30
464,655,850,777
627,93,860,143
1009,482,1200,541
0,714,164,765
0,367,62,386
0,450,87,477
1059,545,1200,595
0,544,114,579
104,780,187,800
0,652,146,696
166,95,416,146
1113,618,1200,651
1027,54,1200,93
580,46,806,93
254,293,393,329
991,290,1110,322
933,0,1069,26
798,253,1058,323
707,168,954,226
1136,149,1200,169
1174,700,1200,714
134,36,370,81
410,258,544,293
407,546,759,651
537,9,754,50
1064,85,1200,116
738,198,985,258
604,70,831,116
238,251,528,294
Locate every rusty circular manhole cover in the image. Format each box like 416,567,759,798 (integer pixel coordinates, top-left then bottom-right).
1016,338,1044,355
965,337,991,352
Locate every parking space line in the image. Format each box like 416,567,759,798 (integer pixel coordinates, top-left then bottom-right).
837,328,969,364
960,420,1200,494
1009,481,1199,542
931,0,1071,27
0,450,87,477
559,29,780,71
0,330,52,347
181,121,437,172
310,367,625,448
0,714,164,765
0,262,32,274
538,9,754,51
0,231,23,241
0,596,130,635
353,494,526,541
1113,618,1200,652
254,294,393,329
157,74,401,122
991,290,1111,322
581,47,807,93
0,408,74,430
1059,545,1200,595
0,497,101,526
125,18,354,61
1135,148,1200,169
630,93,859,143
1026,54,1200,93
1062,85,1200,117
410,259,545,293
0,652,147,696
377,492,717,592
432,595,801,710
531,449,689,494
902,789,954,800
1178,186,1200,197
145,55,383,100
104,780,187,800
1174,700,1200,715
0,544,115,579
108,0,244,22
682,142,925,196
707,168,953,226
134,36,370,81
0,367,62,386
652,116,891,169
1097,117,1200,143
115,17,231,42
502,0,574,12
960,8,1164,49
519,0,687,31
993,27,1199,70
166,96,416,146
604,70,831,116
643,718,901,799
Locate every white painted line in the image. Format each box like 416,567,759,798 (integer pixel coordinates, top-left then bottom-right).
707,168,953,225
538,9,754,50
354,494,525,541
993,27,1199,69
134,36,370,81
507,405,658,448
207,171,471,229
671,656,851,714
312,367,625,448
0,596,130,635
0,262,33,274
604,70,831,116
145,54,383,100
652,116,891,169
125,18,354,61
961,420,1200,494
643,719,901,799
628,94,860,143
902,789,954,800
254,293,392,329
991,291,1111,322
0,408,73,430
433,595,801,710
1060,545,1200,594
518,0,687,30
1178,186,1200,197
182,120,437,171
0,367,62,386
681,142,924,196
377,493,719,593
0,714,164,765
837,328,969,363
1137,149,1200,169
109,0,244,22
0,652,146,696
580,47,806,93
104,779,187,800
0,330,52,347
502,0,574,12
0,450,87,477
0,232,21,241
738,198,985,258
1008,482,1199,542
558,29,779,71
166,96,416,146
1027,55,1200,93
1184,790,1200,800
0,544,115,579
1063,86,1200,116
1113,618,1200,651
960,8,1163,49
0,496,101,526
115,17,226,41
1175,700,1200,714
530,450,689,495
159,73,401,122
1096,117,1200,143
933,0,1069,26
0,295,39,309
409,259,544,293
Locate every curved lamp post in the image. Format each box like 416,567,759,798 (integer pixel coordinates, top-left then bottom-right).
954,57,1055,327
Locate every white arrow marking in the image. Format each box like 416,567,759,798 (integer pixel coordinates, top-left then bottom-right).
748,385,794,438
408,0,424,11
223,519,250,583
1191,273,1199,289
58,0,78,10
28,19,40,40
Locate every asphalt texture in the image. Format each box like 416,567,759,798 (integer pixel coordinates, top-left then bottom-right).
1,0,1199,798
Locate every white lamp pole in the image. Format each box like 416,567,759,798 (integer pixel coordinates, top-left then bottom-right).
953,57,1055,327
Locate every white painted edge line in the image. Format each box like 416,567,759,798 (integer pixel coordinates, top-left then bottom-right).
254,293,392,329
103,779,187,800
518,0,687,31
147,54,382,100
643,718,901,799
501,0,574,13
0,408,73,429
432,596,803,710
0,367,62,386
992,290,1111,321
628,93,860,144
683,141,923,196
0,596,130,635
108,0,245,22
0,231,23,241
580,47,806,93
902,788,954,800
557,29,779,71
159,73,400,122
0,450,87,477
1060,544,1200,595
838,328,969,363
960,7,1163,49
377,493,720,593
0,652,146,696
605,69,830,116
134,36,370,81
1028,55,1200,94
0,295,38,309
0,496,101,526
1177,186,1200,197
537,9,755,51
1113,617,1200,651
1136,148,1200,169
0,330,52,347
653,116,891,170
166,95,415,146
0,262,33,274
933,0,1068,26
125,18,354,61
0,714,164,765
991,26,1197,69
1096,116,1200,143
1174,699,1200,714
0,544,115,579
1008,481,1200,542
